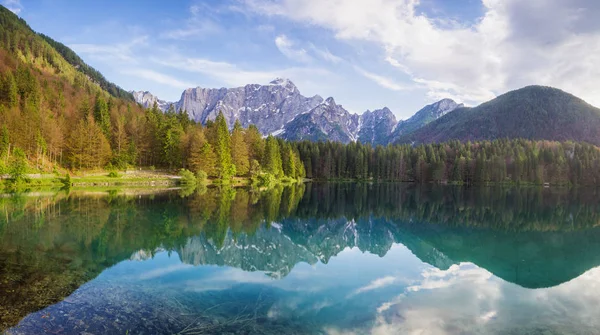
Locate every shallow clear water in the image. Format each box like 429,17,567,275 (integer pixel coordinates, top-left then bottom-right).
2,184,600,334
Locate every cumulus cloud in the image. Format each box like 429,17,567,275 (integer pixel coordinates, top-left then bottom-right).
275,34,313,63
241,0,600,106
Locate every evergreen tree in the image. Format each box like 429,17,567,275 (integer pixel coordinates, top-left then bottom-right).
1,70,18,108
214,112,233,179
230,120,250,176
93,94,111,139
263,136,283,177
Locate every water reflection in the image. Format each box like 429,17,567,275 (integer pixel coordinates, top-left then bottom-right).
2,184,600,334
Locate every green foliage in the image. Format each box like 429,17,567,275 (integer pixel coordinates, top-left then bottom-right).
179,168,197,186
214,112,233,179
252,172,276,187
263,136,283,178
9,147,28,183
107,171,119,178
195,170,208,184
93,94,111,139
231,120,249,176
295,138,600,185
0,70,18,108
61,173,71,188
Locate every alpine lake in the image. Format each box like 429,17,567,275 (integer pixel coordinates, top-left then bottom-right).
2,183,600,334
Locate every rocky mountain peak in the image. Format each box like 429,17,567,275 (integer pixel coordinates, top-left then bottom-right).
131,90,171,110
269,77,298,92
425,98,464,118
324,97,336,106
357,107,398,146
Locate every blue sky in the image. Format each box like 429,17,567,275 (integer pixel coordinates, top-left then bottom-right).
5,0,600,119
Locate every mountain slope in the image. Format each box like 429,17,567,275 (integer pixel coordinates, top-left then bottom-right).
397,86,600,145
39,34,133,101
389,98,463,143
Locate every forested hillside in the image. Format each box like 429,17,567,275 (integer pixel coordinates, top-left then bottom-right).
0,5,303,183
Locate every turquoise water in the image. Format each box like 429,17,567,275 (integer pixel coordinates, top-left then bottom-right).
2,184,600,334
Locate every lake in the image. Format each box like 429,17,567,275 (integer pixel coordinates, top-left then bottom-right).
2,183,600,334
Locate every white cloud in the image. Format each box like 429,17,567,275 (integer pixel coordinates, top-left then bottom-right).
352,276,397,296
241,0,600,106
354,66,410,92
310,44,344,64
2,0,22,14
139,263,192,280
275,34,313,63
121,68,196,89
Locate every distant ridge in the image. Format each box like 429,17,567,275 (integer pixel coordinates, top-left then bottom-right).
395,86,600,145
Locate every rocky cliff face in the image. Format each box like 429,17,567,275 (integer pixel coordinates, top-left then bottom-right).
173,78,323,134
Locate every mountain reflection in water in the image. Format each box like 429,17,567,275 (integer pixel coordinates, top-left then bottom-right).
2,184,600,334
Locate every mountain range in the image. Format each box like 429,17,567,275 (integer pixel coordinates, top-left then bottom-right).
135,80,600,146
132,80,464,145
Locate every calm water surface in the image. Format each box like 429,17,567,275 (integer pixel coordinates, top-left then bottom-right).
2,184,600,334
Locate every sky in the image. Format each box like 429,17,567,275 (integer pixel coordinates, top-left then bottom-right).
4,0,600,119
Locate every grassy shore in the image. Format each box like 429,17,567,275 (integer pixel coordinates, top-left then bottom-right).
1,169,306,192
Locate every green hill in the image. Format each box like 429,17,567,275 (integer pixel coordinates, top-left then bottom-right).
396,86,600,145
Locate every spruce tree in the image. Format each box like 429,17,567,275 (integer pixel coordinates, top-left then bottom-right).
214,112,233,179
230,120,250,176
263,136,283,177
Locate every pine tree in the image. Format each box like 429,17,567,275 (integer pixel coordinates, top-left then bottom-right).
67,114,112,169
245,124,264,163
1,70,18,108
282,143,296,177
263,136,283,177
198,143,217,177
214,112,233,179
186,127,207,172
94,94,111,139
230,120,250,176
0,126,9,157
